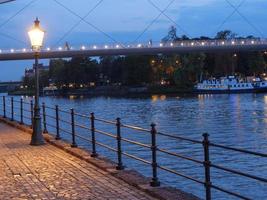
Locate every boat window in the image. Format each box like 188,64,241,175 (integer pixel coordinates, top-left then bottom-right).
234,85,236,87
246,84,249,87
262,83,265,85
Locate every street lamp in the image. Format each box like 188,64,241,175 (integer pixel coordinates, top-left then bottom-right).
28,18,45,145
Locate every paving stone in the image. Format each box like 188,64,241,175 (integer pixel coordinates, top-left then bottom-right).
0,122,157,200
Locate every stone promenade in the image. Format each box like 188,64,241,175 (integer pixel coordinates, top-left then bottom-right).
0,122,157,200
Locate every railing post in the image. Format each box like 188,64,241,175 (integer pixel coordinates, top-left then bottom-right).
55,105,61,140
116,118,124,170
90,112,97,157
203,133,211,200
3,96,6,118
11,97,14,121
42,103,48,133
150,123,160,187
20,98,23,124
30,100,33,128
71,108,77,147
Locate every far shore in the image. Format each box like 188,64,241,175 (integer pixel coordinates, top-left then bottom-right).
8,85,194,97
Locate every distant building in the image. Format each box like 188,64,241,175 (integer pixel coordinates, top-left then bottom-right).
24,64,49,78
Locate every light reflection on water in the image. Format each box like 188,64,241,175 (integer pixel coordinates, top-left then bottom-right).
7,93,267,199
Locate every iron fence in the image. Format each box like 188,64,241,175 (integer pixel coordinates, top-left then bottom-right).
0,96,266,200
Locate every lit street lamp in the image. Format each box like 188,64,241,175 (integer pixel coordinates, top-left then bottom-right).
28,18,45,145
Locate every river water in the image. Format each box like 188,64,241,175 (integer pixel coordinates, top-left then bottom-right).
5,93,267,199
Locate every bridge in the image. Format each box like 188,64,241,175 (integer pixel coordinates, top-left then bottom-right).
0,38,267,61
0,0,267,61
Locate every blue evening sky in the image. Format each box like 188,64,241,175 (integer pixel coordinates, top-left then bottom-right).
0,0,266,81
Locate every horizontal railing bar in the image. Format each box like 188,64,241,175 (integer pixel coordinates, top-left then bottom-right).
75,123,90,130
59,127,72,135
46,123,57,129
121,124,150,133
157,148,203,164
121,137,150,148
95,117,116,125
58,108,70,114
58,118,71,125
23,116,32,120
121,152,151,165
45,105,55,110
211,184,252,200
22,109,31,113
157,131,202,144
210,163,267,183
75,134,92,143
13,100,21,103
45,114,57,120
74,112,88,118
95,141,118,152
95,129,117,139
209,142,267,157
158,165,205,185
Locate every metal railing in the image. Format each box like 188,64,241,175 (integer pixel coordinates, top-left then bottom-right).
0,96,266,200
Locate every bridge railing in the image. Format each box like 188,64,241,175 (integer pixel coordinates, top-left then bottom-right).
0,96,266,200
0,38,266,54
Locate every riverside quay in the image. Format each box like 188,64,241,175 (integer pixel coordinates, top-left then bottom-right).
1,0,267,199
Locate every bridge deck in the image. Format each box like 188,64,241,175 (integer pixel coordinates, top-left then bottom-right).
0,122,156,200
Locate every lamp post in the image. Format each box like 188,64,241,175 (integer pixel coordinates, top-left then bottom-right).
28,18,45,145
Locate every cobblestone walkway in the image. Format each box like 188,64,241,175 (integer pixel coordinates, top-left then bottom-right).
0,123,157,200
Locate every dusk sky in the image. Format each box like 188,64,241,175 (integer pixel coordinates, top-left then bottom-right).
0,0,266,81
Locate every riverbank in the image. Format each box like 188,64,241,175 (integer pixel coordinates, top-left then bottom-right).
8,85,194,97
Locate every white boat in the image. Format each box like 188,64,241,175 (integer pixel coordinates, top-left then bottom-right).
195,76,267,93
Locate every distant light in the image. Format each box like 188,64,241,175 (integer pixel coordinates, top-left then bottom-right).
46,47,50,51
0,49,2,53
231,41,235,45
22,48,26,52
104,45,108,49
58,47,62,51
181,42,184,46
81,45,86,50
251,40,255,44
221,41,225,45
191,42,194,46
116,44,120,48
160,43,163,47
201,42,205,46
10,49,14,53
241,41,245,44
233,53,237,57
137,44,142,48
170,43,173,47
93,45,97,49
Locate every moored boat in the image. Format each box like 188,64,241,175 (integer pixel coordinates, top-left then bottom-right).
195,76,267,93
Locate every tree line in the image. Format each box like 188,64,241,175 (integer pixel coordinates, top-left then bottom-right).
22,28,267,89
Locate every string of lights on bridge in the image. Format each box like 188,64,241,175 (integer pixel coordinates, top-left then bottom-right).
0,38,267,54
